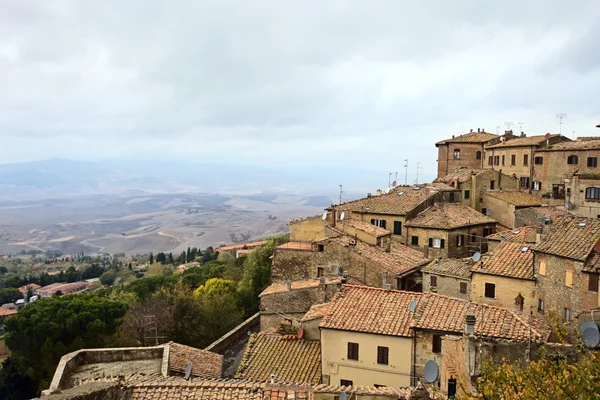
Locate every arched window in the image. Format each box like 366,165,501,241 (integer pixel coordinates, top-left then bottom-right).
453,149,461,160
567,155,579,165
585,187,600,200
476,151,482,160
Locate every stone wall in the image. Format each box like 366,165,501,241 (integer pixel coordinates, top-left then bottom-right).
471,273,536,311
407,224,495,259
437,142,486,179
422,271,470,300
414,330,444,387
484,146,535,187
300,318,322,341
290,217,330,242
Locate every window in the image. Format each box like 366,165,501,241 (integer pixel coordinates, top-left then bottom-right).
534,156,544,165
483,227,492,237
481,207,487,215
501,155,505,166
393,221,402,235
317,244,324,252
567,155,579,165
490,180,495,190
488,156,493,166
460,282,468,294
456,235,464,247
538,298,544,312
511,154,516,165
340,379,353,387
374,384,386,389
585,187,600,200
470,233,477,243
476,151,482,160
589,274,599,292
449,192,455,202
429,238,445,249
454,149,461,160
523,154,529,166
377,346,389,365
565,270,573,287
371,219,387,229
484,282,496,298
464,189,470,199
317,267,324,277
520,177,530,189
588,157,598,168
515,294,524,312
494,156,500,166
432,335,442,354
347,342,359,360
533,181,541,191
539,260,547,276
430,275,438,288
564,308,571,321
411,236,419,246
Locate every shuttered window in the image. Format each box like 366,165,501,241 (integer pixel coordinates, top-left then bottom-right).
347,342,359,360
377,346,389,365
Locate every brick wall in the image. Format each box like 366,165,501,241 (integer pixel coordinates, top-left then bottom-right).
437,143,485,179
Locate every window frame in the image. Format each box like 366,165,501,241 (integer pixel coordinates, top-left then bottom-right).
494,155,500,166
533,181,541,191
432,238,442,248
538,298,544,312
411,236,419,246
459,282,468,294
453,149,461,160
393,221,402,235
347,342,359,361
523,154,529,166
501,155,505,166
534,156,544,165
484,282,496,299
565,270,573,288
456,235,464,247
430,275,438,288
539,260,547,276
567,155,579,165
490,180,495,190
589,274,599,292
564,308,571,321
432,335,442,354
585,187,600,201
464,189,470,199
377,346,389,365
588,157,598,168
340,379,353,387
476,151,482,160
488,156,493,166
511,154,516,166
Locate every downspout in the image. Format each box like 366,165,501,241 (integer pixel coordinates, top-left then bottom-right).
498,169,502,191
529,146,534,194
412,329,417,386
481,144,485,169
446,144,449,177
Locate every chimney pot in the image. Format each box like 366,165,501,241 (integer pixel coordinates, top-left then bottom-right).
286,281,292,291
465,314,476,335
477,128,480,133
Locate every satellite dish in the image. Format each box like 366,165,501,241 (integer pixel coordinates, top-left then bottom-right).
424,360,439,383
472,252,481,262
408,300,417,312
583,327,600,348
566,201,573,210
340,212,345,221
486,209,492,216
322,212,328,221
184,362,193,380
339,391,348,400
582,320,599,332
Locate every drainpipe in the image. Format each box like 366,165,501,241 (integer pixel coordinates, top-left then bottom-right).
481,144,484,169
529,146,534,194
412,329,417,386
498,169,502,191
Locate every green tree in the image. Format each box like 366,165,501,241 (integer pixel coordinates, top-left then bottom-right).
149,252,154,264
0,358,37,400
0,288,22,304
194,278,236,297
4,294,128,393
178,251,186,264
124,275,176,300
186,247,192,263
197,290,244,345
167,252,174,264
156,252,166,264
99,270,117,286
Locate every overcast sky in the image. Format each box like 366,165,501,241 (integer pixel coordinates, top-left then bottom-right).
1,1,599,183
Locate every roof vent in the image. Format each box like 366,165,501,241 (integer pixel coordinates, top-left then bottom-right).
398,192,405,196
578,221,588,228
413,186,421,190
521,246,529,253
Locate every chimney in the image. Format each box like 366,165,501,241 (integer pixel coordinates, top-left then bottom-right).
286,281,292,292
376,189,382,196
477,128,480,133
385,238,391,253
382,271,388,286
423,244,429,259
536,226,543,243
470,129,473,133
319,277,326,285
465,314,476,335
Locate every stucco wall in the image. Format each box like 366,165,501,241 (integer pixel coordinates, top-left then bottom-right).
407,224,496,259
480,194,517,228
290,217,330,242
320,329,413,387
471,272,536,310
422,271,471,300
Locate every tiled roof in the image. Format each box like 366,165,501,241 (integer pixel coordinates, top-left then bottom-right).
472,242,535,280
483,190,542,207
405,203,496,229
235,333,321,385
18,283,40,294
525,206,572,220
422,258,473,279
487,226,538,243
436,169,486,183
301,303,332,322
532,216,600,261
583,251,600,272
320,285,549,342
0,309,17,317
322,232,430,276
259,277,341,297
485,134,564,149
436,131,498,145
276,242,314,251
536,138,600,151
331,186,434,216
217,241,268,252
167,342,223,379
344,219,390,237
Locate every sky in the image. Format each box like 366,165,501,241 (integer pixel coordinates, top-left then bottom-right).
1,0,600,184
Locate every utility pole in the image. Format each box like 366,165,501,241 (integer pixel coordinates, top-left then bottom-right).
556,113,567,134
404,159,408,185
339,185,343,205
416,163,422,185
388,173,392,189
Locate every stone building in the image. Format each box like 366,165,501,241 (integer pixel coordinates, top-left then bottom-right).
435,130,500,179
513,206,572,227
300,303,331,340
470,242,536,311
421,257,473,299
480,190,543,228
289,215,331,242
319,285,548,388
485,225,538,252
532,216,600,318
405,203,497,259
435,168,519,212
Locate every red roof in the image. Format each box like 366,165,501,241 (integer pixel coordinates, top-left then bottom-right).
0,309,17,317
217,241,268,252
276,242,313,251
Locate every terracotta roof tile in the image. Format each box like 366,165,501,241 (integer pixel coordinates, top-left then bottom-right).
276,242,314,251
344,219,390,237
0,309,17,317
259,278,341,297
331,185,435,216
435,169,486,183
484,190,542,207
168,342,223,379
472,242,535,280
320,285,549,342
584,251,600,272
526,206,572,220
422,258,473,279
301,303,332,322
436,131,498,145
18,283,40,294
536,138,600,151
405,203,496,229
217,241,268,252
321,231,430,276
235,333,321,385
487,226,538,243
485,134,565,149
532,216,600,261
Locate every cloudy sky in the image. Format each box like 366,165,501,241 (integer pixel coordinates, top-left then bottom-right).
1,0,599,184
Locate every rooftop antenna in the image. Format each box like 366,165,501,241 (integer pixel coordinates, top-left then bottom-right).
556,113,567,134
404,160,408,185
415,162,422,185
518,122,524,134
394,172,398,187
339,185,343,205
504,121,514,132
388,172,392,189
496,126,501,134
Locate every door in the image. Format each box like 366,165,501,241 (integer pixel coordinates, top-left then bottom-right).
448,378,457,398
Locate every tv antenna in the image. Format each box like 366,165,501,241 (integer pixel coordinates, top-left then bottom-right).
556,113,567,134
504,121,514,131
404,160,408,185
518,122,524,133
496,126,501,134
415,163,422,185
339,185,343,205
388,172,392,188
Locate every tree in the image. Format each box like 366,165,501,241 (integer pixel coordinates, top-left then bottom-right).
149,252,154,264
194,278,236,297
99,270,117,286
124,275,177,300
4,294,128,393
156,252,166,264
186,247,192,263
147,263,165,276
167,253,174,265
0,358,37,400
178,251,186,264
196,290,244,345
0,288,22,304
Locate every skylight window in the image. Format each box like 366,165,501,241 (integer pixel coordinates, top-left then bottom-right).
521,246,529,253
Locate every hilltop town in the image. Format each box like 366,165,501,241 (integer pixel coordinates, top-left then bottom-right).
9,128,600,399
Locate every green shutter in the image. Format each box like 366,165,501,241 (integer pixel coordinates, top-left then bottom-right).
464,189,470,199
428,238,433,247
440,239,445,249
